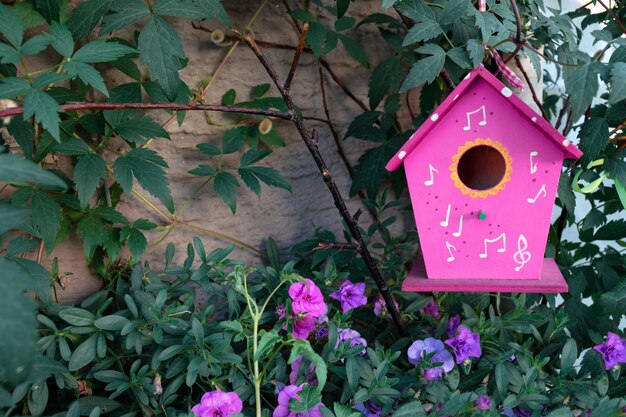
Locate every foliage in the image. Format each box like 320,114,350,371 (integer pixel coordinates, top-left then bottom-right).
0,0,625,416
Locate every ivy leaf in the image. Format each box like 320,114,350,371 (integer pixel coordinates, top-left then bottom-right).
23,89,61,140
563,62,599,121
30,189,62,252
238,166,291,196
369,57,403,109
74,153,107,209
395,0,435,21
0,4,24,48
100,0,150,34
350,134,406,196
339,34,369,68
189,165,216,177
440,0,470,27
47,21,74,57
402,20,442,45
557,172,576,215
214,171,239,213
591,219,626,241
34,0,63,23
73,40,136,63
113,148,174,213
605,152,626,184
467,39,484,67
240,149,271,167
138,16,185,99
609,62,626,105
192,0,232,27
400,44,446,92
65,61,108,96
578,117,609,163
447,47,472,68
112,117,170,144
67,0,113,41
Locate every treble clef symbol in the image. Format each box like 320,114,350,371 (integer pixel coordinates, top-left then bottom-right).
514,234,531,272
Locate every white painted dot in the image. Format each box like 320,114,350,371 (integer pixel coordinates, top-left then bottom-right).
464,73,471,80
430,113,439,122
398,151,407,159
562,139,571,146
501,87,513,97
453,94,459,101
531,117,537,122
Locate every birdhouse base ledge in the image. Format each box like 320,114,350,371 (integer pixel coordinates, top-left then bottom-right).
402,257,568,293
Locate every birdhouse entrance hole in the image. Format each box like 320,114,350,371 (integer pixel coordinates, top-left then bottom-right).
457,145,507,191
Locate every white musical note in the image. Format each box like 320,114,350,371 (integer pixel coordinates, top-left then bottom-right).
452,215,463,237
530,151,538,174
424,164,439,186
479,233,506,259
527,184,547,204
445,241,457,262
440,204,451,227
463,105,487,131
514,234,532,271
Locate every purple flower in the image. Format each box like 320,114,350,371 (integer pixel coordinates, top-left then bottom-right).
289,355,316,385
289,279,327,318
446,315,461,338
315,326,329,339
191,390,242,417
330,280,367,313
593,332,626,370
445,325,481,364
276,305,286,319
407,338,454,381
503,408,532,417
353,402,382,417
337,328,367,355
420,299,440,319
273,384,323,417
474,395,491,410
292,314,317,339
374,294,399,318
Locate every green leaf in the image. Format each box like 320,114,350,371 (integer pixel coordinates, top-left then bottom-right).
189,165,216,177
447,47,472,68
467,39,484,67
113,148,174,212
74,153,107,208
67,0,113,40
112,117,170,144
495,363,509,399
557,172,576,214
400,44,446,92
34,0,63,23
191,0,232,27
289,385,322,413
153,0,203,18
440,0,470,27
99,0,150,34
214,171,239,213
0,4,24,48
238,166,291,193
8,116,34,158
94,315,130,331
68,334,97,371
0,43,20,64
0,153,66,188
254,330,280,361
240,149,271,168
20,34,51,56
252,83,270,98
605,153,626,184
609,62,626,104
382,0,399,9
59,308,96,326
120,226,148,261
53,138,90,155
23,89,62,140
0,77,31,99
369,56,403,109
73,40,136,63
599,281,626,316
65,61,108,96
578,117,609,163
591,219,626,241
221,88,236,105
335,16,355,32
77,211,108,260
392,401,427,417
47,21,73,57
563,62,599,121
0,204,31,235
561,338,577,371
337,0,350,17
30,189,62,252
339,34,369,68
306,21,326,61
138,16,185,99
403,20,442,45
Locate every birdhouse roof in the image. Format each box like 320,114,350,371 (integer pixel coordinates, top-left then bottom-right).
386,66,582,172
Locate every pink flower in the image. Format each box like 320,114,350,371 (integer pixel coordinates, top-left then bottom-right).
292,313,317,339
329,280,367,313
593,332,626,370
474,395,491,410
445,325,482,364
289,279,327,318
191,390,242,417
273,384,323,417
420,298,440,319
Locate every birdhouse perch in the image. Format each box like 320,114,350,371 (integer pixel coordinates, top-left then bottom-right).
387,66,582,293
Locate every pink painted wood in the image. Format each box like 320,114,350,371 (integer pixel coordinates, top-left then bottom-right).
386,66,582,290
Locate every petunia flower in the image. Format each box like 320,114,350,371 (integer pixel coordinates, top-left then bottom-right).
373,294,399,318
593,332,626,370
329,280,367,313
446,315,461,338
273,384,323,417
292,313,317,339
336,328,368,355
191,390,242,417
474,395,491,411
407,338,454,381
445,325,481,364
420,298,441,319
289,279,327,318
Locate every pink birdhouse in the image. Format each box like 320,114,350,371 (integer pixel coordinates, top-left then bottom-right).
386,66,582,293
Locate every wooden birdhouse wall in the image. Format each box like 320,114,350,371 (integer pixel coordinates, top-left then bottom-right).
403,77,565,279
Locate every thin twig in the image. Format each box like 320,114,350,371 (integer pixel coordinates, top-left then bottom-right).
232,30,406,335
192,23,313,52
284,23,310,92
514,56,549,120
318,242,359,251
320,60,369,112
510,0,523,43
596,0,626,36
555,97,570,130
0,102,292,120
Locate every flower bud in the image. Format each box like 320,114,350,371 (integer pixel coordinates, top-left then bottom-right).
211,29,225,44
258,118,273,135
